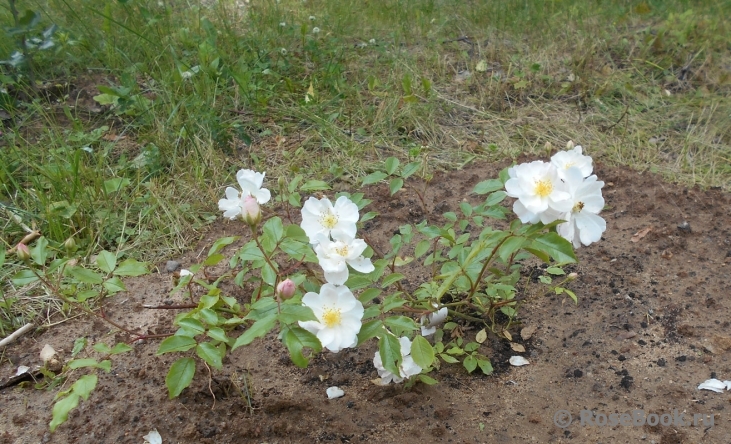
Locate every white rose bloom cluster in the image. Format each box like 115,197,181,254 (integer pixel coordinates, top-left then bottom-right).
505,144,606,248
298,195,374,353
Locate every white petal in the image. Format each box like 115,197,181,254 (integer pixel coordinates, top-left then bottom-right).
698,379,726,393
16,366,30,376
347,256,374,273
326,386,345,399
324,268,348,286
143,429,162,444
509,356,530,366
298,321,323,336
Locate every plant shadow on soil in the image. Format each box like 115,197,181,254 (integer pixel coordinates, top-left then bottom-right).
2,160,731,443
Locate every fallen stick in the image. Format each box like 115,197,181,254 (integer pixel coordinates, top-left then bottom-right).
0,323,34,348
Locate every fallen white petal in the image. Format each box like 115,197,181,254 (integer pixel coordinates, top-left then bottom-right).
326,386,345,399
16,366,30,376
143,429,162,444
40,344,56,363
509,356,530,366
725,381,731,390
179,269,193,277
698,379,726,393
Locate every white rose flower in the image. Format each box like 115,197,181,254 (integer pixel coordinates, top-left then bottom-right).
218,169,271,220
300,195,359,243
420,306,448,336
554,167,606,248
314,235,374,285
299,283,364,353
505,161,572,222
551,145,593,179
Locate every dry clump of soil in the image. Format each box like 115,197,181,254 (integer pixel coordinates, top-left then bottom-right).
1,160,731,444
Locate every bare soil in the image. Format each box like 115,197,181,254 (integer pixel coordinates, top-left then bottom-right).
2,160,731,444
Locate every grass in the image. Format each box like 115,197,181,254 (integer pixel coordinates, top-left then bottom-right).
1,0,730,332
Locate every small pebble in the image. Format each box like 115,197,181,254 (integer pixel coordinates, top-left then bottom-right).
165,260,181,272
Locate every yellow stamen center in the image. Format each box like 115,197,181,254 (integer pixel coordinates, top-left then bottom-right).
321,213,338,229
335,245,349,257
534,179,553,198
572,201,585,213
322,307,342,327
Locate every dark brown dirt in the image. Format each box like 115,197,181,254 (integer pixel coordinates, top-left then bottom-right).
2,160,731,443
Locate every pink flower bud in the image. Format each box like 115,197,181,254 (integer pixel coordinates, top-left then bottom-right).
16,243,31,262
276,279,296,300
241,195,261,227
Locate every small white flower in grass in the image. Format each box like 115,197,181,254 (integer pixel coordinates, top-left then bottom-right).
373,336,423,384
509,356,530,366
312,27,320,34
309,15,316,21
505,161,572,221
301,196,359,243
551,145,593,179
218,169,271,220
698,379,728,393
420,306,448,336
299,283,364,353
279,22,286,27
369,38,376,45
143,429,162,444
314,235,374,285
553,167,606,248
280,48,287,55
326,386,344,399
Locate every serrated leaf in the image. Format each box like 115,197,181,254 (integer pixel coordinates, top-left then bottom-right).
463,355,478,373
411,336,434,369
477,358,493,375
157,335,197,354
414,239,431,259
498,236,526,263
166,357,196,399
30,236,49,266
383,316,418,335
202,253,225,267
362,171,388,186
418,374,438,385
300,180,331,192
109,343,133,355
278,304,317,324
196,343,224,370
389,178,404,196
96,250,117,274
67,267,103,284
113,259,148,276
385,157,400,175
459,201,473,217
11,269,39,286
72,338,87,357
439,353,459,363
178,318,205,335
531,232,577,264
282,326,322,368
358,288,382,304
473,179,503,195
484,190,507,206
208,236,239,256
50,374,97,431
231,314,277,350
357,320,384,345
103,276,126,293
207,327,229,344
381,273,404,288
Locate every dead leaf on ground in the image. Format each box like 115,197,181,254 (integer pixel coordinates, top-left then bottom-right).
520,325,538,341
501,329,513,342
661,249,673,259
510,343,526,353
631,226,653,242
